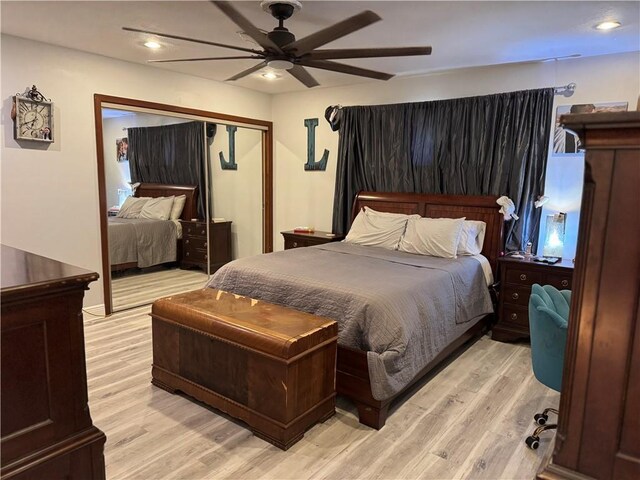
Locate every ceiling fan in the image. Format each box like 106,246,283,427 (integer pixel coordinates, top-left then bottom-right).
123,0,432,88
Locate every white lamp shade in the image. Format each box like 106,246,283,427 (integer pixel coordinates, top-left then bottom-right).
543,213,566,258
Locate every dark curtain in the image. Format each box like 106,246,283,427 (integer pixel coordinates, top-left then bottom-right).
331,88,554,251
128,121,206,218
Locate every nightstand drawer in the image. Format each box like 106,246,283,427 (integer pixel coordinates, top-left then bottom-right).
502,305,529,328
285,238,307,249
546,273,572,290
183,245,207,263
505,268,543,286
502,284,531,307
184,236,207,251
184,223,207,237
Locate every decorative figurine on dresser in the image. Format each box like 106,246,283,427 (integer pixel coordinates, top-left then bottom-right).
281,228,344,250
493,256,573,342
1,245,106,479
179,219,232,273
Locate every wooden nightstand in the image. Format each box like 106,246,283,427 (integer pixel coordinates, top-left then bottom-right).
180,220,232,273
281,230,345,250
493,256,574,343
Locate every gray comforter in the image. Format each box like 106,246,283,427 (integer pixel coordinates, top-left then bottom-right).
108,217,177,268
207,242,493,401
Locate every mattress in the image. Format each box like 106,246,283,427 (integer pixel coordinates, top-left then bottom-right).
207,242,493,401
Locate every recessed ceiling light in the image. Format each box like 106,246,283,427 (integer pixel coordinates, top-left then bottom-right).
262,72,281,80
595,21,621,31
144,40,162,49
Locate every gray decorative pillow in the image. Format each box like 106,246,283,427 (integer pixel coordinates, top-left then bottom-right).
139,196,174,221
117,196,151,219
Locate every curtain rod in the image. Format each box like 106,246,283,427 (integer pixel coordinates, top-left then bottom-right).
554,82,576,97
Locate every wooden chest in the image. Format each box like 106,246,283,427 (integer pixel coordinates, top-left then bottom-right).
150,288,337,450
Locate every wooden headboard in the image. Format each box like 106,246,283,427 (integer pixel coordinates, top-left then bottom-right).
134,183,199,221
351,191,504,275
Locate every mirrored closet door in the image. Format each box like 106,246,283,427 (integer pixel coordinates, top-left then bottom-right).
94,95,272,315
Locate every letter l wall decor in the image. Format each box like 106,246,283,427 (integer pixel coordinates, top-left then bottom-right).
304,118,328,171
219,125,238,170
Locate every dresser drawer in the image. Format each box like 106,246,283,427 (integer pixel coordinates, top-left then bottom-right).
546,273,572,290
502,284,531,307
501,305,529,328
504,268,544,286
184,223,207,237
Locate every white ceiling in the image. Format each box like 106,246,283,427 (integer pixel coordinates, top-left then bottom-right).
2,1,638,95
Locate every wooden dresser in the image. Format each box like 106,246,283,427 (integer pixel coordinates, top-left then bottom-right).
281,230,344,250
493,257,573,342
180,220,232,273
1,245,106,479
539,112,640,479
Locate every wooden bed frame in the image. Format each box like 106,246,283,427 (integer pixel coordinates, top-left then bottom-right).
110,183,199,272
337,191,504,429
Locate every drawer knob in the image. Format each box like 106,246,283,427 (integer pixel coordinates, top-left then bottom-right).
204,254,208,259
292,241,298,248
520,274,527,281
201,230,206,235
511,313,518,320
185,252,190,257
185,239,189,244
561,279,569,287
512,292,519,300
204,242,207,248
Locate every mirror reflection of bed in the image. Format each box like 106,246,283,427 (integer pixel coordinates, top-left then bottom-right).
101,107,266,312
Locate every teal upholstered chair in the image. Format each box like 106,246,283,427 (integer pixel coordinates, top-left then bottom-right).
525,284,570,449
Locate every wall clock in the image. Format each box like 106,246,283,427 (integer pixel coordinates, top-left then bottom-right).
13,86,54,143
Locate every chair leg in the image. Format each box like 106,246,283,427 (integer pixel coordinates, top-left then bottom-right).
534,407,558,426
525,423,557,450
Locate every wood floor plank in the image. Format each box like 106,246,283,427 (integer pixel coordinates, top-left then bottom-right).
84,302,559,480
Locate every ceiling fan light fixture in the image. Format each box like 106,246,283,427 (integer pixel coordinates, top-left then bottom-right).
267,59,294,70
595,20,621,30
262,72,281,80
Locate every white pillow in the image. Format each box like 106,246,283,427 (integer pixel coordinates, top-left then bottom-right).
139,196,174,221
117,196,151,219
398,217,465,258
458,220,487,256
345,207,418,250
170,194,187,220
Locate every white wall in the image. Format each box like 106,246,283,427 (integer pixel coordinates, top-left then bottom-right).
209,125,263,260
1,34,271,308
271,51,640,259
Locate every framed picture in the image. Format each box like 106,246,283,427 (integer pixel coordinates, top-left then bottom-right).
553,101,628,154
116,137,128,162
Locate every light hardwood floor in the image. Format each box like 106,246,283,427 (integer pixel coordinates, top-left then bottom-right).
111,268,208,311
85,307,559,480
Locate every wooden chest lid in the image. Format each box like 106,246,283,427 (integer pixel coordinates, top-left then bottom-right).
151,289,337,360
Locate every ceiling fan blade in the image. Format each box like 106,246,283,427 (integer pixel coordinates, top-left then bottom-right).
284,10,381,56
123,27,261,54
300,59,393,81
211,1,283,54
148,56,263,63
308,46,432,60
287,65,319,88
226,61,268,81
